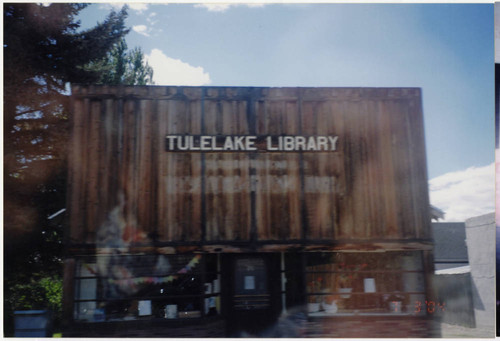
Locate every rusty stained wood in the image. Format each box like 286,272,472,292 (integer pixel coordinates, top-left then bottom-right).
68,86,431,247
255,99,302,240
68,97,85,242
161,99,203,241
301,100,343,240
203,99,251,241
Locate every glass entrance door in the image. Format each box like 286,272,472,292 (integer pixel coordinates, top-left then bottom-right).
222,253,281,336
233,257,270,310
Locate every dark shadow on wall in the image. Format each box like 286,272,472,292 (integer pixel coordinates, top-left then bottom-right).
433,273,475,328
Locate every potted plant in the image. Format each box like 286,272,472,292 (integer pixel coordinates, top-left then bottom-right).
385,293,406,313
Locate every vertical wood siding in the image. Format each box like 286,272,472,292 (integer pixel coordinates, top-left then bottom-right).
68,86,431,245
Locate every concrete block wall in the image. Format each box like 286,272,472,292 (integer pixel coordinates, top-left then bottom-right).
465,212,495,334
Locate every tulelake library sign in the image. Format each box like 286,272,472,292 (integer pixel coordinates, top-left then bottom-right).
63,86,438,337
165,135,340,152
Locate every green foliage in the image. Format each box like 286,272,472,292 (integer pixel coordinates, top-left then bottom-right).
40,277,63,312
4,273,63,336
4,2,129,249
4,3,129,184
126,47,155,85
3,3,138,335
4,3,157,334
6,276,62,312
86,38,154,85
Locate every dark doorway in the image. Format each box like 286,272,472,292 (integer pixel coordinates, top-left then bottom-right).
221,253,282,336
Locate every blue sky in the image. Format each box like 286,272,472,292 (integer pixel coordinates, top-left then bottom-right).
78,3,495,221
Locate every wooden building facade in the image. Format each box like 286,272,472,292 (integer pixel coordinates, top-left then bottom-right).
63,85,436,337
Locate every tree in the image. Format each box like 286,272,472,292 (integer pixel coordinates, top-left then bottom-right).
4,1,127,244
3,3,135,335
86,38,154,85
4,3,158,334
4,3,128,181
4,166,68,335
4,3,130,243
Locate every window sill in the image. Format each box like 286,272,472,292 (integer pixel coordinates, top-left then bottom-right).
74,314,222,324
308,311,415,317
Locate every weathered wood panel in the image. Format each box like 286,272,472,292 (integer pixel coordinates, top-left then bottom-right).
301,100,343,240
203,98,251,241
255,95,302,240
68,86,431,247
161,98,203,241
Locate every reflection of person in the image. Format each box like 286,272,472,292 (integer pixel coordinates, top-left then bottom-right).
94,194,173,319
241,307,307,337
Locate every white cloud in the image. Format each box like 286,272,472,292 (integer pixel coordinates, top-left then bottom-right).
195,3,265,12
128,3,149,13
133,25,150,37
146,18,158,25
99,3,125,10
99,3,148,13
195,4,231,12
145,49,211,86
147,12,158,24
429,163,495,222
246,3,266,8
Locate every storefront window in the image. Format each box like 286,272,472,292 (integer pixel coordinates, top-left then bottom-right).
73,253,221,322
305,251,426,316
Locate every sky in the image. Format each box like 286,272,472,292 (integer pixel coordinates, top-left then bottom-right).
78,2,495,222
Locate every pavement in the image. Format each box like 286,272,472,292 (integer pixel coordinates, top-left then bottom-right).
434,322,495,338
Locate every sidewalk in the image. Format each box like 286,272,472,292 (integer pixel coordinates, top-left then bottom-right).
434,321,495,338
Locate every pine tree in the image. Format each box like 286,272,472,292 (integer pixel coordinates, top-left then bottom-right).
3,3,133,335
86,38,154,86
4,3,129,181
4,3,130,239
